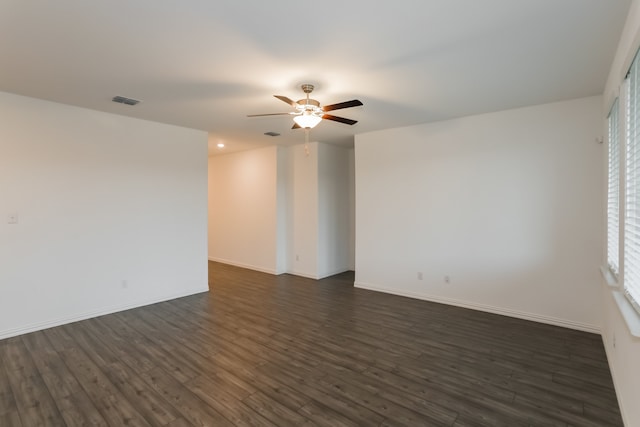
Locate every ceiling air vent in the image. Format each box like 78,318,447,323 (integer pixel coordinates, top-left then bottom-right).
264,131,280,137
112,95,141,106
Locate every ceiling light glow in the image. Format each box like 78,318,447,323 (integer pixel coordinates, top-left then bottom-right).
293,112,322,129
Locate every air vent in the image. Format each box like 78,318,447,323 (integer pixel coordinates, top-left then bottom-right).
112,95,141,106
264,131,280,137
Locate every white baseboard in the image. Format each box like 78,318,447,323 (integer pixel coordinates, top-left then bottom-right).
354,282,600,334
286,271,320,280
208,257,278,275
208,258,350,280
286,269,349,280
317,268,351,280
0,286,209,340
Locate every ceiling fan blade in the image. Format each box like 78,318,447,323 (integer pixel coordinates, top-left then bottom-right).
292,123,301,129
322,114,358,125
247,112,293,117
322,99,363,112
274,95,297,108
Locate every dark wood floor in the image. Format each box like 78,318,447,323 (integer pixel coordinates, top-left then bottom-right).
0,262,623,426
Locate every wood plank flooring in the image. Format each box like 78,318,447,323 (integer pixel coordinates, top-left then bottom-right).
0,262,623,426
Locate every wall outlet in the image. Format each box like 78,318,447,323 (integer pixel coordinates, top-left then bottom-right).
444,275,451,284
7,213,18,224
417,272,423,280
121,280,128,289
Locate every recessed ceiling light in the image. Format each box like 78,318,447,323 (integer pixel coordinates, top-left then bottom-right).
217,143,225,148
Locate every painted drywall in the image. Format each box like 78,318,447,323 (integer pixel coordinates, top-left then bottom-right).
601,1,640,425
0,91,208,339
290,142,320,278
318,143,352,278
276,147,289,275
208,146,279,273
348,148,356,270
355,96,604,332
602,289,640,427
208,142,353,279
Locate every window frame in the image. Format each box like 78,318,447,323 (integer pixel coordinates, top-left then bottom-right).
623,51,640,315
607,98,621,278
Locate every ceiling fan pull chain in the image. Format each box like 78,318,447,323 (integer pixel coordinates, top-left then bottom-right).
305,128,310,157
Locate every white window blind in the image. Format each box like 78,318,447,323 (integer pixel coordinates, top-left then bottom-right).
625,52,640,313
608,99,620,276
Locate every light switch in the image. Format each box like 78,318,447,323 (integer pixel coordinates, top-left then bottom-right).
7,214,18,224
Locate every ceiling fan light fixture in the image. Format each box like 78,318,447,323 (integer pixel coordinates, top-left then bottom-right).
248,84,362,129
293,112,322,129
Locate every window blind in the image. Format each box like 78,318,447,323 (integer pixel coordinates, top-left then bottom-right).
608,99,620,276
625,53,640,313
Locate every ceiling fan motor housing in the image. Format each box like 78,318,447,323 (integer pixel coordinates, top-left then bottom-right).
297,84,321,113
296,98,321,113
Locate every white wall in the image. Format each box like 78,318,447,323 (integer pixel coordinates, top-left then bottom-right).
601,289,640,427
602,1,640,425
318,143,351,277
0,91,209,339
276,147,289,274
208,146,280,274
285,141,354,279
355,96,604,332
348,148,356,270
208,141,354,279
289,142,320,278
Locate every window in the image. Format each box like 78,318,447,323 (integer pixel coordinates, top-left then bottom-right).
608,99,620,277
625,52,640,313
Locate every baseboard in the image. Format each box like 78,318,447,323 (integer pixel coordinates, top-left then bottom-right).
354,282,600,334
0,286,209,340
602,335,631,427
207,258,349,280
283,268,349,280
208,257,278,275
317,267,351,280
286,271,320,280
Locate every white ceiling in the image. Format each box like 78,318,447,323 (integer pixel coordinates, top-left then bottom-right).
0,1,631,155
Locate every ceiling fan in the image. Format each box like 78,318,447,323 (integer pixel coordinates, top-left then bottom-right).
248,84,363,129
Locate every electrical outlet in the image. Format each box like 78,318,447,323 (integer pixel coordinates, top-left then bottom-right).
417,272,423,280
444,275,451,284
121,280,128,289
7,213,18,224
